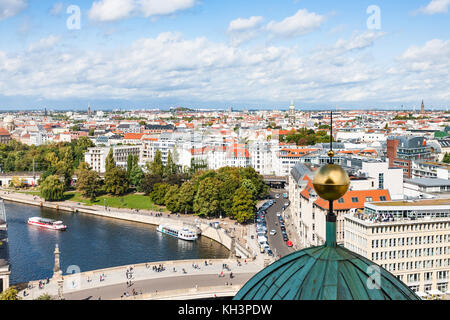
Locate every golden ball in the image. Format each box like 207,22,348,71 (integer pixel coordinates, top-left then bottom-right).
328,150,335,158
313,164,350,201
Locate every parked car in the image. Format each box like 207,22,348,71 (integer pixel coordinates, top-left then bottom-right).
270,230,277,236
267,249,274,256
276,212,281,217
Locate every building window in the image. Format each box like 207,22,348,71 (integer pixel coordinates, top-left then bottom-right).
365,197,373,202
380,196,387,201
338,198,345,204
351,197,359,203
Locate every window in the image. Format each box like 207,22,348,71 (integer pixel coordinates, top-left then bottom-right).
365,197,373,202
338,198,345,203
380,196,387,201
351,197,359,203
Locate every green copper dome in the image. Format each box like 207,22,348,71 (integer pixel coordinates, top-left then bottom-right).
234,245,420,300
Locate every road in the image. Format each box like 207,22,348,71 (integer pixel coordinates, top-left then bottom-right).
264,190,296,258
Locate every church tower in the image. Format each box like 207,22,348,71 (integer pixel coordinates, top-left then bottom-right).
420,100,425,115
289,100,296,127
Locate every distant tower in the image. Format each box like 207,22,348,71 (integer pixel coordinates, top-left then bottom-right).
289,100,296,126
44,108,47,117
88,103,91,117
420,100,425,115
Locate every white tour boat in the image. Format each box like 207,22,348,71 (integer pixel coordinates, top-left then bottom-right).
27,217,67,231
157,224,198,241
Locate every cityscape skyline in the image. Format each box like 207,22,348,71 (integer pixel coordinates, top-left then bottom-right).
0,0,449,109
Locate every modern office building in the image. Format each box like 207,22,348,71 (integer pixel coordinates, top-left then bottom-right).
344,199,450,294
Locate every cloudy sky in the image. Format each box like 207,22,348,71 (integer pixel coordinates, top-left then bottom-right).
0,0,449,110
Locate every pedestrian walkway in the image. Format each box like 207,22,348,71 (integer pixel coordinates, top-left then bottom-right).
19,258,263,300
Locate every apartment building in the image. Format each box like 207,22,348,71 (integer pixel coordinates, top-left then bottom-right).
344,199,450,294
85,146,141,173
289,162,391,247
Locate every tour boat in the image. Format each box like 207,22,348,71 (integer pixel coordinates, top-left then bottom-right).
157,224,198,241
27,217,67,231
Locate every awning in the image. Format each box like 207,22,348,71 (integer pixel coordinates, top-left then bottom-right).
416,291,428,298
427,290,444,295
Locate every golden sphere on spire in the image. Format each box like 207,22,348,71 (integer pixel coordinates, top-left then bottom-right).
328,150,335,158
313,164,350,201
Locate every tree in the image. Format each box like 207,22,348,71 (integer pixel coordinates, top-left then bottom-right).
140,174,163,195
127,154,134,178
165,185,180,213
40,175,65,201
129,164,144,189
147,150,164,177
231,186,256,224
443,153,450,164
76,163,102,201
104,167,129,196
0,286,21,300
241,178,257,200
150,183,171,206
105,148,116,173
193,177,221,217
35,293,53,300
89,128,95,136
164,151,178,177
177,181,196,214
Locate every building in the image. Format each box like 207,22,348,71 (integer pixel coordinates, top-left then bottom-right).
85,146,141,173
0,129,11,145
387,136,433,178
289,163,391,248
288,100,295,127
404,178,450,198
344,199,450,294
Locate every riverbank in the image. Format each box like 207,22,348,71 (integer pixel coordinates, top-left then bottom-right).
0,190,256,260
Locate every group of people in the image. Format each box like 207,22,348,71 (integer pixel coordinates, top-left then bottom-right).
38,278,49,289
126,266,134,279
152,264,165,272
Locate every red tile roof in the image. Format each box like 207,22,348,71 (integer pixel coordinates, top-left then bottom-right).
314,189,391,211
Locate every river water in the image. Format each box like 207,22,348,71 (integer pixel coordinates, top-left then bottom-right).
4,201,229,284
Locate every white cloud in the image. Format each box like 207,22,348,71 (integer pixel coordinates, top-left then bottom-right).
0,31,449,106
88,0,137,22
49,2,64,16
266,9,326,38
416,0,450,15
227,16,264,46
139,0,195,17
28,35,61,52
227,16,264,33
0,0,27,20
88,0,196,22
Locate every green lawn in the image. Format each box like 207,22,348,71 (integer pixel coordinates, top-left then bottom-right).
64,192,168,212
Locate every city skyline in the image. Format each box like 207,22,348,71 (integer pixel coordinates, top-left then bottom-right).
0,1,449,109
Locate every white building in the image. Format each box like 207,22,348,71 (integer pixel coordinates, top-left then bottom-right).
344,200,450,294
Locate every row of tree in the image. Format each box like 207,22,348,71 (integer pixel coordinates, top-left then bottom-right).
280,128,333,146
148,166,268,223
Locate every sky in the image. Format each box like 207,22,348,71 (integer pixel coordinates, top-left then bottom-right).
0,0,449,111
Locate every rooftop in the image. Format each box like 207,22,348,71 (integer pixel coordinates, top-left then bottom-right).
370,198,450,207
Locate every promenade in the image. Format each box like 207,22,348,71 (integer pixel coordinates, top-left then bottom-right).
19,258,262,300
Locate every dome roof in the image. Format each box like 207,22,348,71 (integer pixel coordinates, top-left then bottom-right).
3,115,13,123
234,245,420,300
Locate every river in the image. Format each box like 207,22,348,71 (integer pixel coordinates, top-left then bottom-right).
4,201,229,284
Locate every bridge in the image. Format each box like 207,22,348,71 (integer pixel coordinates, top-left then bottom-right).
262,175,288,189
18,258,264,300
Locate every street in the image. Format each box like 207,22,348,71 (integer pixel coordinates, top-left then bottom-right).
264,190,296,258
